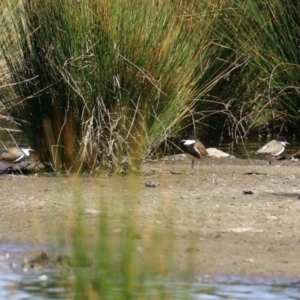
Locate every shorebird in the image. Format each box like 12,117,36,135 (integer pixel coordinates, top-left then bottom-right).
255,136,289,165
180,136,208,168
0,144,34,164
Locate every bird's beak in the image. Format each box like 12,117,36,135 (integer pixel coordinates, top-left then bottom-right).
285,142,290,145
29,148,35,152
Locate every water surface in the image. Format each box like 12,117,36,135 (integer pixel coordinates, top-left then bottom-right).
1,242,300,300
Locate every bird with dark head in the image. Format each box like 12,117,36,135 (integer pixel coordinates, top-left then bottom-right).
180,136,208,169
255,136,289,165
0,144,34,164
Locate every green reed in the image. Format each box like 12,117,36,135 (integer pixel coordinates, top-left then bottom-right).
1,0,300,173
0,0,217,173
200,0,300,140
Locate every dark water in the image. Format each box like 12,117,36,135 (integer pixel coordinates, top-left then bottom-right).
0,119,25,148
0,118,298,162
212,135,300,160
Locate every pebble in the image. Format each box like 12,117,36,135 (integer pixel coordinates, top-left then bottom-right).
145,181,160,187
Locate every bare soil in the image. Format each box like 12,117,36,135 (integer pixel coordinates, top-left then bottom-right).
1,157,300,279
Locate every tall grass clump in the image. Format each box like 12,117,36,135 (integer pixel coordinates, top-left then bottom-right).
1,0,218,173
2,0,300,163
194,0,300,140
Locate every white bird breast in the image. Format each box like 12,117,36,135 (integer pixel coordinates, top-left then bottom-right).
22,149,31,156
183,140,196,146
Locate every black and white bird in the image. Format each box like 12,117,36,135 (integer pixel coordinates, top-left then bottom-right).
0,144,34,164
255,136,289,165
180,136,208,169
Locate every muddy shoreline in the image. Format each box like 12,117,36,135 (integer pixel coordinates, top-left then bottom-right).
1,157,300,279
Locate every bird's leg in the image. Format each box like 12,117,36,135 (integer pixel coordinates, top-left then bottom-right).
191,160,194,169
14,163,24,175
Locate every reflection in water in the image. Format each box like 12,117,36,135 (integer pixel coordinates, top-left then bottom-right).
0,243,71,299
0,271,71,300
0,268,300,299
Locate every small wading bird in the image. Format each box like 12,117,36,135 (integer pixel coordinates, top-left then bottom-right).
180,136,208,169
255,136,289,165
0,144,34,169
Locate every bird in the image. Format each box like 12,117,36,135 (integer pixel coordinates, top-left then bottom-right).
0,144,34,164
255,136,289,165
180,136,208,168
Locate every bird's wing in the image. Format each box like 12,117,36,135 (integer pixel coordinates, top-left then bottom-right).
196,141,208,156
256,140,276,153
0,150,11,161
13,154,25,163
0,149,8,155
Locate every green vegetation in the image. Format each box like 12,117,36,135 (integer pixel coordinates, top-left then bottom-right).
70,184,195,299
203,0,300,139
2,1,300,296
1,0,300,173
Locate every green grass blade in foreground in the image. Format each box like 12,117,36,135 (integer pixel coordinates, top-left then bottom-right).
71,179,195,299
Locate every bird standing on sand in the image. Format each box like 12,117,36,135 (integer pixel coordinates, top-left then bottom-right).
180,136,208,168
0,144,34,164
255,136,289,165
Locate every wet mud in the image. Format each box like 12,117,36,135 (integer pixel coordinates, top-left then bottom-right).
0,157,300,278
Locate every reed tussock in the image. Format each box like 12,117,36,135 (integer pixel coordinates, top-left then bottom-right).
1,0,217,173
1,0,300,173
199,0,300,140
